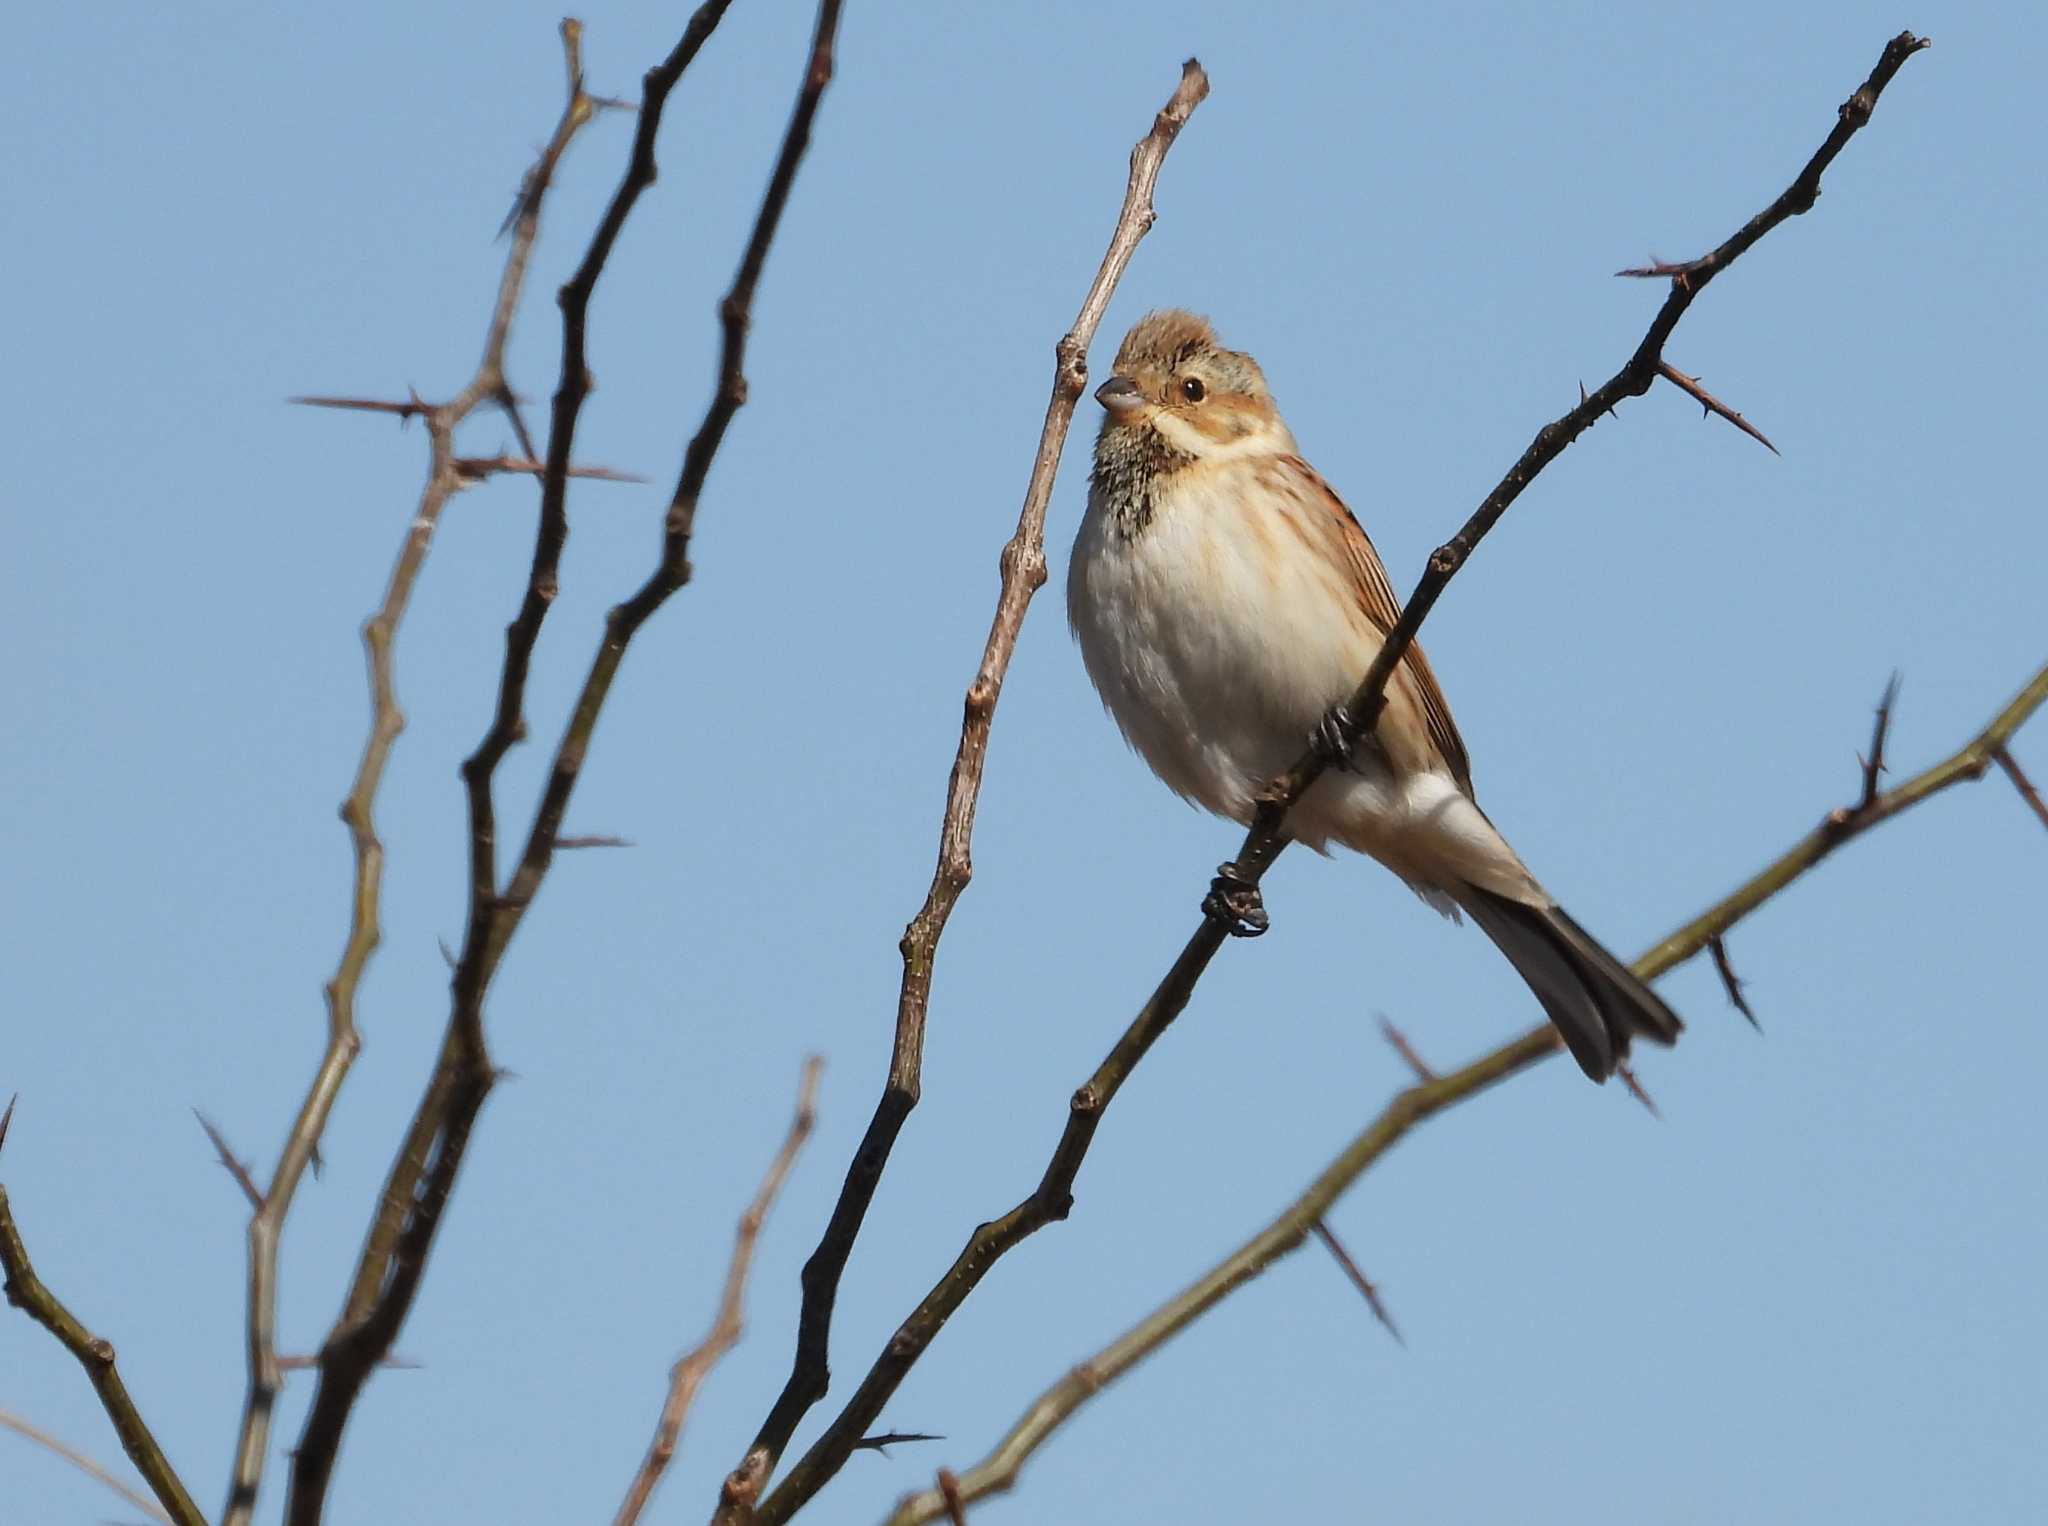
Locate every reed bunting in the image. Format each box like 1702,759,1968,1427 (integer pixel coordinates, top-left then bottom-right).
1067,310,1681,1081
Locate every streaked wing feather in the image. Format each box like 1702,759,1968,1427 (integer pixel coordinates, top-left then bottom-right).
1288,456,1474,795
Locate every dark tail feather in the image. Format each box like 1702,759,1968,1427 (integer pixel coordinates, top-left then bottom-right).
1457,886,1684,1082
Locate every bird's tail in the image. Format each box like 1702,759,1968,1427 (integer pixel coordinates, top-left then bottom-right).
1455,885,1683,1082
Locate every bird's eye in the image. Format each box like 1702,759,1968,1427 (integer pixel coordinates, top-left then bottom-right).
1180,377,1206,403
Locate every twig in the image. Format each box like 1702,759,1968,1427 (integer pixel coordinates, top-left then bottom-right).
1707,934,1760,1029
1992,746,2048,832
285,8,838,1523
727,56,1212,1514
0,1406,173,1526
0,1190,204,1526
224,27,603,1526
1310,1220,1403,1345
194,1110,263,1211
882,661,2047,1526
759,35,1930,1526
613,1058,822,1526
1655,360,1779,454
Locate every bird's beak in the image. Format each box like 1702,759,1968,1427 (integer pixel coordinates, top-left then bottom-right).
1094,375,1146,419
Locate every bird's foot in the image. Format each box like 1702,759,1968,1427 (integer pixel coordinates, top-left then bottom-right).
1203,861,1269,938
1310,704,1358,772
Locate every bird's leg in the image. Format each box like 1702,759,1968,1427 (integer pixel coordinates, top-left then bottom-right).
1203,861,1269,937
1310,703,1358,772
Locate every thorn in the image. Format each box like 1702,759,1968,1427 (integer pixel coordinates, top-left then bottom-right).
494,384,539,465
438,937,457,970
1992,747,2048,833
451,455,646,485
852,1431,944,1458
1311,1220,1404,1345
1614,1063,1661,1119
552,833,635,850
288,391,435,425
1856,672,1903,812
0,1093,15,1156
1376,1015,1436,1082
1615,256,1704,283
1707,935,1761,1030
194,1109,264,1210
1655,361,1780,455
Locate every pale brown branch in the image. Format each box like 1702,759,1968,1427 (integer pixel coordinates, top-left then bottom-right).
1310,1220,1403,1346
731,58,1212,1518
937,1470,969,1526
1655,360,1779,454
0,1406,173,1526
1991,746,2048,833
885,660,2048,1526
613,1057,821,1526
257,21,605,1526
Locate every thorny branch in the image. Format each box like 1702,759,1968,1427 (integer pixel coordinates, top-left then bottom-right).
0,1178,204,1526
750,33,1929,1526
282,6,841,1524
884,660,2048,1525
208,21,607,1526
721,57,1212,1517
614,1059,823,1526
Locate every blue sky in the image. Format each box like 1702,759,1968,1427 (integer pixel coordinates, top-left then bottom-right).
5,4,2044,1524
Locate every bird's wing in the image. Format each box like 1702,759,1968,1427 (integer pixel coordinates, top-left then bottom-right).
1285,455,1475,796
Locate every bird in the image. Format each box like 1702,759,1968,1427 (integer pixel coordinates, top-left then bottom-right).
1066,309,1681,1081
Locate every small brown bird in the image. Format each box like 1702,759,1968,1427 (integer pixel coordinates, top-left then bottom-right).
1066,310,1681,1080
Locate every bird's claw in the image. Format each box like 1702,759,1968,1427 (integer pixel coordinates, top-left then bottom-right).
1311,704,1357,772
1203,862,1269,937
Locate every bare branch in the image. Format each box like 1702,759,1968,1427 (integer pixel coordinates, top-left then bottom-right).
1708,934,1761,1029
1310,1220,1403,1345
1992,746,2048,833
286,8,841,1521
884,660,2047,1526
0,1188,203,1526
613,1058,821,1526
762,37,1931,1526
226,25,603,1526
1655,360,1779,454
729,58,1212,1513
0,1406,173,1526
193,1110,263,1211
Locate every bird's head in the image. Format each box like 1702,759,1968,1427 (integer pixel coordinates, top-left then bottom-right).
1092,310,1293,464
